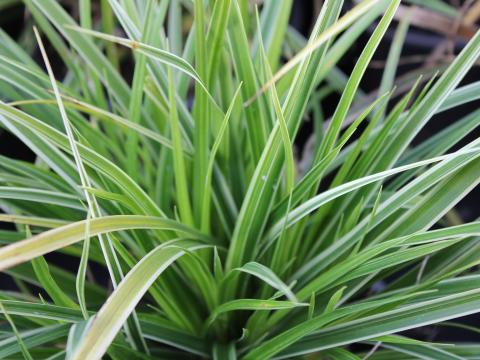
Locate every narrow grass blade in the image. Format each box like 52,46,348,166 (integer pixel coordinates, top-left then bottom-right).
168,65,194,226
70,240,208,360
0,301,34,360
207,299,307,326
234,262,297,302
0,216,210,271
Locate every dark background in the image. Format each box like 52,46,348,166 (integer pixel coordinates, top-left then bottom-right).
0,0,479,345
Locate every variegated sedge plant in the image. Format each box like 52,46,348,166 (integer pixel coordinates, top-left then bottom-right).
0,0,480,359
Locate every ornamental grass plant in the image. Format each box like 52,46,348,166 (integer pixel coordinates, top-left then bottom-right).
0,0,480,359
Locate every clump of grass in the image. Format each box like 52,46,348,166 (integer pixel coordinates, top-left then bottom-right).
0,0,480,359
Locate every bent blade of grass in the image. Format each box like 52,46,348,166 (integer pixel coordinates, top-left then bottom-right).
0,172,52,190
67,23,225,136
234,262,297,302
207,299,308,327
71,240,208,360
66,26,207,93
0,215,210,271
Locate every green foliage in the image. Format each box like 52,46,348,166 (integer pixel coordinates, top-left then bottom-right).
0,0,479,358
